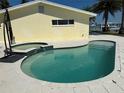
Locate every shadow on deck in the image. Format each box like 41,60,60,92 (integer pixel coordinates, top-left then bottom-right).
0,54,26,63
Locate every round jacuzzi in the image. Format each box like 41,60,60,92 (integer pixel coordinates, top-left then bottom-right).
12,42,48,51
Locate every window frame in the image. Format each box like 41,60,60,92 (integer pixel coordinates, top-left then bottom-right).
52,19,74,26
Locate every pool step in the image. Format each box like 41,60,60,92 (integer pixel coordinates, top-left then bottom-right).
27,47,43,56
27,45,53,56
40,45,53,51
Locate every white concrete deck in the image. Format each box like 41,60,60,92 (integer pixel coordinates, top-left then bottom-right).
0,35,124,93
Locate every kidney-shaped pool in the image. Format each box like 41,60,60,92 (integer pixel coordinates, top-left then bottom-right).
21,41,115,83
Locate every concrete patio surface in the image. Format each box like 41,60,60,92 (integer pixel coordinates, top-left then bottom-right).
0,34,124,93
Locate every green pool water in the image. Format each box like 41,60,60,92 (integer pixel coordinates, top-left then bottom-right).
21,41,115,83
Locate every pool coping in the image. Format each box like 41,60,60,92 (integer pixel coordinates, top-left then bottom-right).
19,39,119,85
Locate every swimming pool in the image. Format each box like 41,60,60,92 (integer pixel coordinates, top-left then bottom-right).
21,41,115,83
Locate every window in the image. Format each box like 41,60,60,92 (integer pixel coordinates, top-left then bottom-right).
52,20,57,25
58,20,68,25
52,19,74,25
38,6,44,13
69,20,74,24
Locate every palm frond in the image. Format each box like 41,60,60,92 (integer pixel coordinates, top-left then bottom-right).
0,0,10,9
84,0,122,32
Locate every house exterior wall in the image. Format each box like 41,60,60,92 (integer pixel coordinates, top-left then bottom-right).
0,3,91,43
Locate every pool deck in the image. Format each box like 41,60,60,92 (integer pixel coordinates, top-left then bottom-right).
0,34,124,93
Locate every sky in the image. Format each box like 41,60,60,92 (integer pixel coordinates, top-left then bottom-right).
8,0,122,24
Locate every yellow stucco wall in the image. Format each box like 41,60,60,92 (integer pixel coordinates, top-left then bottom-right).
0,3,91,43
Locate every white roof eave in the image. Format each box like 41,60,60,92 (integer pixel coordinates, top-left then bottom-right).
41,0,97,17
0,0,40,13
0,0,97,17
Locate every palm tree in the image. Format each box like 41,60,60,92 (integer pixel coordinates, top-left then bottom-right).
119,0,124,34
21,0,34,4
0,0,14,56
21,0,28,4
87,0,121,32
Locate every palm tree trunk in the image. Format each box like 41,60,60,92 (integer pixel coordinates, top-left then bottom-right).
5,17,12,53
3,9,12,55
119,0,124,34
5,22,12,53
103,11,109,32
5,9,14,44
3,19,8,56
